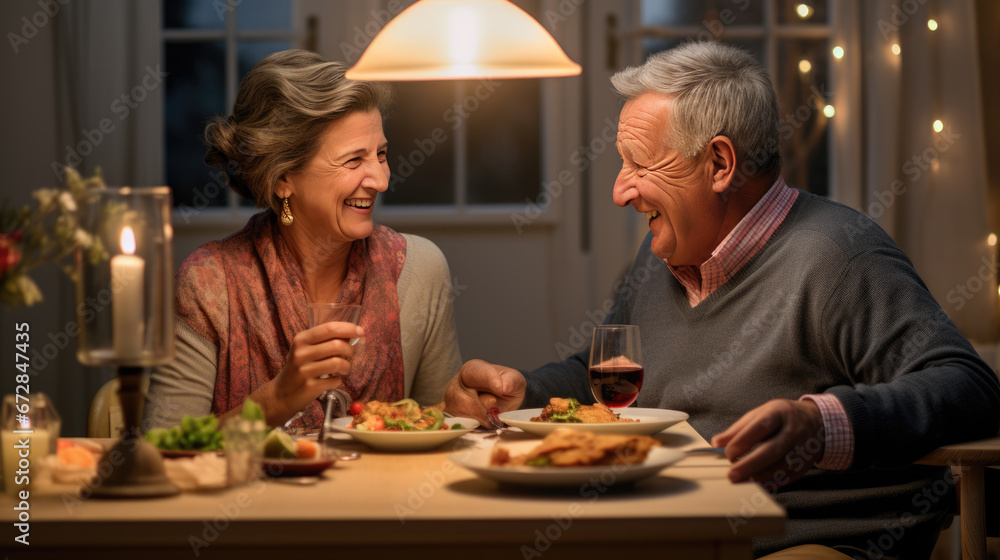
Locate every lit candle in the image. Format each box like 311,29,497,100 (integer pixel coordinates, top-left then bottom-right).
111,226,145,359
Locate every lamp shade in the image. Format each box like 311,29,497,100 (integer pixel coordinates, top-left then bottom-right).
345,0,581,81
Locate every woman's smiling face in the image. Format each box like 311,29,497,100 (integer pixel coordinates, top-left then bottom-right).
612,92,727,266
278,110,389,244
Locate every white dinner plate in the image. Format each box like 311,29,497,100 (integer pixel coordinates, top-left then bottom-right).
449,440,685,488
327,416,480,452
498,408,689,437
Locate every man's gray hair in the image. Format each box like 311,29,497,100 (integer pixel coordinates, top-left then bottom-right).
611,41,781,181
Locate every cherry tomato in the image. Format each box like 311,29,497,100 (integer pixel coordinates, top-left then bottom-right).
369,416,386,431
349,401,364,416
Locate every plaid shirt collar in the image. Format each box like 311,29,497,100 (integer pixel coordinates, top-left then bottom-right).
669,177,798,307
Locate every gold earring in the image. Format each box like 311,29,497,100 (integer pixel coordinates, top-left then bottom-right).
280,197,294,226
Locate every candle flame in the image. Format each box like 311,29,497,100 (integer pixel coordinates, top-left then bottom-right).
120,226,136,255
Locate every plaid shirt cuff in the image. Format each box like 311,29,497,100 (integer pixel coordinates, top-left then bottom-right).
800,393,854,470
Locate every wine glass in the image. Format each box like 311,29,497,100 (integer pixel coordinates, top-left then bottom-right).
283,304,362,434
307,304,362,346
588,325,643,408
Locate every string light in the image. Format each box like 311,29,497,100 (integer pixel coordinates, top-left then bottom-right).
988,234,997,247
927,19,938,31
832,46,845,59
799,59,812,73
891,43,901,55
933,120,944,133
796,4,814,19
823,105,835,118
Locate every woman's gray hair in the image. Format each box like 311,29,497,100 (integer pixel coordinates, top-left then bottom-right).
611,41,781,181
204,49,394,213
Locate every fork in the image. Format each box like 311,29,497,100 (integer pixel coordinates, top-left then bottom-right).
485,407,507,437
686,446,727,456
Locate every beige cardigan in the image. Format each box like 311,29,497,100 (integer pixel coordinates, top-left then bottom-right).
143,234,462,429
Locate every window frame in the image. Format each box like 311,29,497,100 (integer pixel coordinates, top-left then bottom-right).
163,0,566,231
162,0,303,228
629,0,842,200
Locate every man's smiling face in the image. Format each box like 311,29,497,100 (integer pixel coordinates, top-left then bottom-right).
612,92,728,266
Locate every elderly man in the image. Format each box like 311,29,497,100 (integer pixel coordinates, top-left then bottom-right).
445,41,1000,559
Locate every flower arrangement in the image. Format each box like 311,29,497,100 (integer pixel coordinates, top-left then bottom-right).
0,168,109,306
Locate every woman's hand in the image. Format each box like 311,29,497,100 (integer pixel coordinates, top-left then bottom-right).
263,321,364,424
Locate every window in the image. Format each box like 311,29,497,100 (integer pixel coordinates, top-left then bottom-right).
162,0,548,221
379,0,543,212
162,0,296,214
638,0,832,196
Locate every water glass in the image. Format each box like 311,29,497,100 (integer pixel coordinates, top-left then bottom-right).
307,303,362,345
222,417,266,486
284,304,363,434
2,393,60,495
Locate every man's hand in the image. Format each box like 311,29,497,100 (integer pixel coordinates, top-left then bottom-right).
711,399,825,488
444,359,526,424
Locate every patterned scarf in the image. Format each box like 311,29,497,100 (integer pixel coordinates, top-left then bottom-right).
178,212,406,429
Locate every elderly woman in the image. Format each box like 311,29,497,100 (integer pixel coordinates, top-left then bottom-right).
144,49,461,430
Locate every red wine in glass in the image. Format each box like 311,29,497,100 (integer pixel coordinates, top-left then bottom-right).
589,364,644,408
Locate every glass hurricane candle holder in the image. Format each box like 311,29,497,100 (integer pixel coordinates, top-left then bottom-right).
75,186,178,498
75,187,174,366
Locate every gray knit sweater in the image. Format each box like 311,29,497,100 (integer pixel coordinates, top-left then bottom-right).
524,191,1000,559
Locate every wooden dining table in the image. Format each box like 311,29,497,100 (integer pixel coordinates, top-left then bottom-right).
2,421,785,559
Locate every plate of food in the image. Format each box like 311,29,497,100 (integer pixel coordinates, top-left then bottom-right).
145,414,227,458
498,398,688,437
327,399,479,452
260,431,336,477
449,428,684,487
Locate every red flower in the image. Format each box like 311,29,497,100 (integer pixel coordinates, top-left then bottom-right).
0,231,23,278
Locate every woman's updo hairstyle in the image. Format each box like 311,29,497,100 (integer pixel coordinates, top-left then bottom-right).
204,49,393,214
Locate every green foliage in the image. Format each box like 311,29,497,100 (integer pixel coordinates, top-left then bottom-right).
0,167,108,306
145,414,225,451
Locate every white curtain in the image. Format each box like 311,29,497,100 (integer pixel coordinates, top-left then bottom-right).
54,0,162,187
855,0,995,342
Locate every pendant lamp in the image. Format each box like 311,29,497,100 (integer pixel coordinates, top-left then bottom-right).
345,0,581,81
